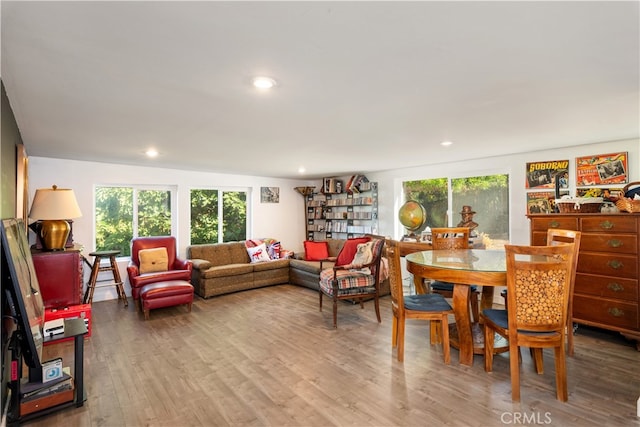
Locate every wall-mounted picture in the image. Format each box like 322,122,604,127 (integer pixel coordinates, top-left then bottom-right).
576,187,624,203
525,160,569,189
260,187,279,203
576,152,628,186
526,191,557,214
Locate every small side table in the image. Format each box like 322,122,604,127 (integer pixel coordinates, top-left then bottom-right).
83,250,128,307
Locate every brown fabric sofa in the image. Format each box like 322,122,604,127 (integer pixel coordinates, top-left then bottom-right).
187,242,289,298
188,238,389,299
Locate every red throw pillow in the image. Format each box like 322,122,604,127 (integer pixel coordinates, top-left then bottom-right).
335,237,371,266
304,241,329,261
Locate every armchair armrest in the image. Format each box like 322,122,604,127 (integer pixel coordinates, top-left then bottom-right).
190,258,212,271
319,256,337,270
172,257,193,272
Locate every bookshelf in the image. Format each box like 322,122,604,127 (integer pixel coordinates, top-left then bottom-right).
305,176,378,240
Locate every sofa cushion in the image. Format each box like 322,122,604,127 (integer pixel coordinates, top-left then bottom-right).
335,237,370,266
252,258,289,272
304,240,329,261
139,247,169,274
201,264,254,278
247,243,271,263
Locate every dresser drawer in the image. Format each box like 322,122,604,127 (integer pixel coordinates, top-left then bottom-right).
573,295,638,330
580,216,638,233
530,217,578,232
577,252,637,279
575,273,638,301
580,233,638,255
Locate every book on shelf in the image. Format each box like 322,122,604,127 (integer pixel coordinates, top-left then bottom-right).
20,372,72,400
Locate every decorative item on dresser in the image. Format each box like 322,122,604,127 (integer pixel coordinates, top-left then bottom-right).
527,212,640,350
28,185,82,251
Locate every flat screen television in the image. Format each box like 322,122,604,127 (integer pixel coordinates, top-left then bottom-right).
1,218,45,383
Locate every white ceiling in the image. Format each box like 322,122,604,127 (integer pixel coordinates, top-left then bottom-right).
2,1,639,179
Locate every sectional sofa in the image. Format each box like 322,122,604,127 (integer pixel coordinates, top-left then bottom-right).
186,238,389,299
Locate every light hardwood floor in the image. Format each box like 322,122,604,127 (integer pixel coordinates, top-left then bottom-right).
27,285,640,427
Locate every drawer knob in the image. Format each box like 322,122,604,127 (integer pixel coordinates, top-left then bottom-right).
607,260,623,269
608,307,625,317
599,220,615,230
549,220,560,228
607,239,623,248
607,282,624,292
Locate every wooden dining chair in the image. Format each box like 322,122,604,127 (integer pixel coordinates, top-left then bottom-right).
387,239,454,364
501,229,581,358
481,243,576,402
429,227,480,323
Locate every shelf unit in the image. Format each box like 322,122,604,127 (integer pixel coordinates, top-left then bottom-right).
305,181,378,241
8,318,88,425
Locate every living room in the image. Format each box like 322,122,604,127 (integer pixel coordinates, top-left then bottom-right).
2,2,639,426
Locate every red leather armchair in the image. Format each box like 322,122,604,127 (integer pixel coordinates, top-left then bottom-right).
127,236,193,301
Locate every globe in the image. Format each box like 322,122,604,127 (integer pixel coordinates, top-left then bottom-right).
398,200,427,233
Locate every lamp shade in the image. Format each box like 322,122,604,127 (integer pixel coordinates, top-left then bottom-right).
29,185,82,220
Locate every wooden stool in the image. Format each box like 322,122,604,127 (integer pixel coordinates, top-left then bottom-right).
83,250,128,307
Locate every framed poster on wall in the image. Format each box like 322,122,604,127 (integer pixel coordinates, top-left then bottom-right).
575,152,628,186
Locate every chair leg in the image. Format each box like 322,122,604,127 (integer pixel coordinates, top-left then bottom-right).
554,345,568,402
332,296,338,329
319,290,323,311
532,348,544,374
470,291,480,323
509,341,521,402
567,319,575,357
440,316,451,365
430,320,440,344
392,315,398,348
374,295,381,323
483,324,495,372
397,317,405,362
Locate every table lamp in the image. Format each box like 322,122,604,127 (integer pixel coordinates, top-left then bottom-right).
28,185,82,251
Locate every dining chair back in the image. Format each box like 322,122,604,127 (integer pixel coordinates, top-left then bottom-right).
502,229,582,358
429,227,480,322
547,229,581,357
387,239,454,364
481,243,576,401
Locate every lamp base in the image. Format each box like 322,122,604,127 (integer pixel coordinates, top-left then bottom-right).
30,220,74,250
39,220,71,251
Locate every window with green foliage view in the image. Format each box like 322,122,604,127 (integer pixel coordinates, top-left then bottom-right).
95,186,172,256
190,189,247,244
403,174,509,248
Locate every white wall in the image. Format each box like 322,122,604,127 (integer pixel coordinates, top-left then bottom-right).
28,138,639,301
367,138,639,244
28,157,316,302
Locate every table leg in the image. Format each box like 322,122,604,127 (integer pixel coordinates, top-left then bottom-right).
480,287,495,312
453,284,473,366
413,275,427,294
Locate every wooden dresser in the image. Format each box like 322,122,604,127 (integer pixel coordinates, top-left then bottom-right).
528,213,639,350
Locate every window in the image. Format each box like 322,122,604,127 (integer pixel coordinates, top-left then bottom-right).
190,189,247,244
95,186,173,256
403,174,509,248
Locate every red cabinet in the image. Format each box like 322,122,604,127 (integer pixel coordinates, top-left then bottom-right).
31,246,83,309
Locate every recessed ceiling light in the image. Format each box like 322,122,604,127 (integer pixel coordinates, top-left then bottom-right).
145,149,159,158
440,141,453,147
252,76,277,89
298,166,306,174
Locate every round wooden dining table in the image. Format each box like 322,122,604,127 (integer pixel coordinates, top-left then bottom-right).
405,249,507,366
